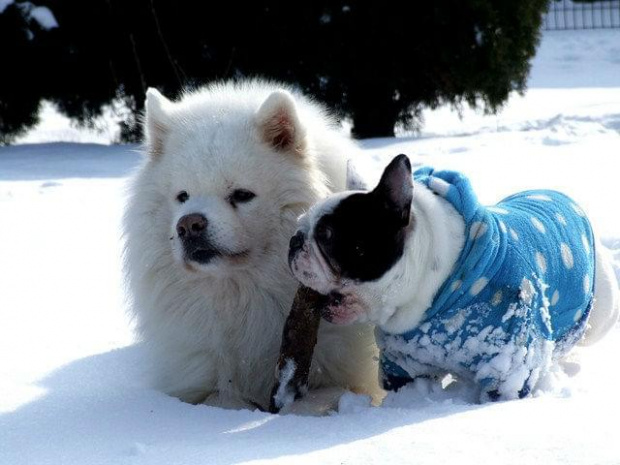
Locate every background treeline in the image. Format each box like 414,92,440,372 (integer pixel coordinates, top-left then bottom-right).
0,0,550,144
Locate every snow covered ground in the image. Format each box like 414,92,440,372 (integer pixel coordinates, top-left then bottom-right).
1,30,620,464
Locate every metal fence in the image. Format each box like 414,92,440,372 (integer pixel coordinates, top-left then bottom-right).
544,0,620,29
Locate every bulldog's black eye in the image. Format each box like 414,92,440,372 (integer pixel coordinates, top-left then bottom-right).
354,243,365,258
229,189,256,206
315,223,333,242
176,191,189,203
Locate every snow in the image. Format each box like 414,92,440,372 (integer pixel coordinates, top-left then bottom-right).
0,1,59,30
29,6,58,30
16,101,127,145
0,0,13,14
337,391,372,414
272,358,298,411
2,29,620,464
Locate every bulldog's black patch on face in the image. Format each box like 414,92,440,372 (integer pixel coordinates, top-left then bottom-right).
315,194,407,282
315,154,414,282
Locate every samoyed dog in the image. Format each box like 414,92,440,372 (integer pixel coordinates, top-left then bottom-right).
123,80,379,411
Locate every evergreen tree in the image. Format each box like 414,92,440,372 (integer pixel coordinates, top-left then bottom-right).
300,1,551,138
0,1,58,143
0,0,550,143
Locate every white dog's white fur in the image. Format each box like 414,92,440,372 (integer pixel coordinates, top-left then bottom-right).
123,80,379,410
295,172,619,343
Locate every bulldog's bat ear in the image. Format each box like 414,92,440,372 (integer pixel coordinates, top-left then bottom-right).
374,154,413,226
346,160,369,191
256,90,307,154
144,88,172,158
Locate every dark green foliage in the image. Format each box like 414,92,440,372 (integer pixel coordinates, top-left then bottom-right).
0,3,52,143
0,0,550,143
305,0,550,137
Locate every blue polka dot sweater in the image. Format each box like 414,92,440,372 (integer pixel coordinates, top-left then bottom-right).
378,167,595,400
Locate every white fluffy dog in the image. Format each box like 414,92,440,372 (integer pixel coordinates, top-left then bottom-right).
123,80,379,410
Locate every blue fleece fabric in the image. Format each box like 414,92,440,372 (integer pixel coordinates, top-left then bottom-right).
378,167,595,400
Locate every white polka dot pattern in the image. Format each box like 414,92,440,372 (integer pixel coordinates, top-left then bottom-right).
571,203,586,217
535,252,547,274
561,243,574,269
582,234,591,255
531,217,546,234
527,194,553,202
520,278,535,306
556,213,567,225
469,221,488,240
429,177,451,197
470,277,489,296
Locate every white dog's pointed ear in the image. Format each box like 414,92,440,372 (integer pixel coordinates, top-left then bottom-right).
374,154,413,226
144,88,172,158
346,160,369,191
256,90,306,154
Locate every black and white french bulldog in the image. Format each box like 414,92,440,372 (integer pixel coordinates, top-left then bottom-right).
288,154,619,399
289,154,465,333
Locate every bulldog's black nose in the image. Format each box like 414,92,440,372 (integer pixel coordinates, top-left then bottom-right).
177,213,207,239
289,231,305,252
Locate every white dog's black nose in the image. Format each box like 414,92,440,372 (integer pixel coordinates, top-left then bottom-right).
177,213,207,239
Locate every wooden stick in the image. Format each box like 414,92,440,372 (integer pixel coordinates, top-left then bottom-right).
269,285,327,413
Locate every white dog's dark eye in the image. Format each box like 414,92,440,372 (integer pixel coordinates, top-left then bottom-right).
229,189,256,205
176,191,189,203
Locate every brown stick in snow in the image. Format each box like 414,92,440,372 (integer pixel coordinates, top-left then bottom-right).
268,285,327,413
